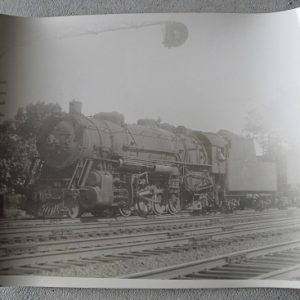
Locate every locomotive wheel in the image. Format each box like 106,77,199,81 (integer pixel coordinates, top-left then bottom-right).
167,194,181,215
136,197,152,217
153,194,166,216
66,200,82,219
119,206,132,217
255,198,265,211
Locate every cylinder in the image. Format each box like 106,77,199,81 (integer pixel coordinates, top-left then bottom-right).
86,171,102,186
79,172,113,209
79,186,101,209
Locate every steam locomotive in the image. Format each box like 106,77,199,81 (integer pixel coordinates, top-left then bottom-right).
25,101,279,218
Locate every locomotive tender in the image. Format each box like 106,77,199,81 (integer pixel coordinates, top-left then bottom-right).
27,101,278,218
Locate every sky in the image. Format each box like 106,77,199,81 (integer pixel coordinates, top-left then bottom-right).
1,11,300,182
1,11,300,134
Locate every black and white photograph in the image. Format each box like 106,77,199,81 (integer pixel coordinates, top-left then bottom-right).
1,9,300,288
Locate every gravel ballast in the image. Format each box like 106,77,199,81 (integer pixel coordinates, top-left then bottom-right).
38,229,300,278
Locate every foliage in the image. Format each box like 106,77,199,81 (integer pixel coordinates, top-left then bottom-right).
243,108,286,156
243,107,288,187
14,102,61,139
243,108,270,155
0,102,62,194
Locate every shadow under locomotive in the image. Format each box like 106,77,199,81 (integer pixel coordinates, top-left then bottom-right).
23,101,283,219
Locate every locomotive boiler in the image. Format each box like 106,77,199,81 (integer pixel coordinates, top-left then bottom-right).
29,101,215,218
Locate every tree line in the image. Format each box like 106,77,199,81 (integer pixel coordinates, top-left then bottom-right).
0,102,61,194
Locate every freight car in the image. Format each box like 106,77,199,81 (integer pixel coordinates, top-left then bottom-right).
25,101,278,218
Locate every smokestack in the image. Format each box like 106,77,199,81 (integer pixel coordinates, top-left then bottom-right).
69,100,82,114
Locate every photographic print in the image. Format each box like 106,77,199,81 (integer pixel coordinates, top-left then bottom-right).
1,10,300,287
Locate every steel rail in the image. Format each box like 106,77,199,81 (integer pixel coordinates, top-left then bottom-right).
2,216,300,255
1,213,300,249
254,264,300,280
121,240,300,279
1,218,300,270
0,209,296,238
0,208,294,228
1,216,300,254
1,209,284,228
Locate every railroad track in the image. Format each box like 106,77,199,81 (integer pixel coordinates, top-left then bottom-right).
1,216,300,254
121,240,300,280
0,212,191,227
0,209,297,245
0,208,294,229
1,216,300,276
